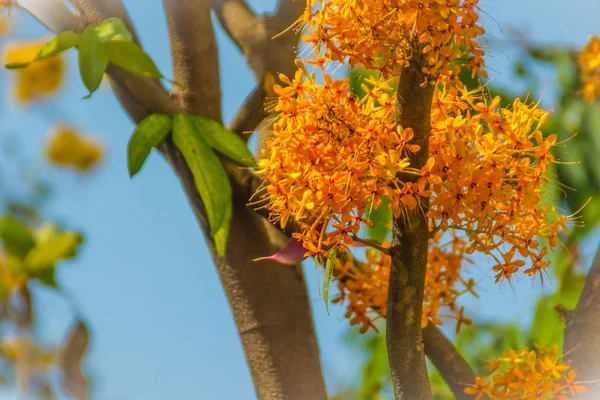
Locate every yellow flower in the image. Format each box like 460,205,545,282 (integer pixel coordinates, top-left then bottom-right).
580,35,600,101
3,39,65,104
45,125,103,172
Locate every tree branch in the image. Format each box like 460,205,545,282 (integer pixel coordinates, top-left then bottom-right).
423,323,476,400
564,244,600,398
212,0,304,139
386,62,435,400
26,2,327,399
68,0,139,42
211,0,259,59
163,0,222,119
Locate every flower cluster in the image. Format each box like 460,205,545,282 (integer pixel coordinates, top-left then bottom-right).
579,35,600,101
301,0,486,80
333,233,475,333
464,345,586,399
255,69,419,257
45,124,103,172
3,39,65,103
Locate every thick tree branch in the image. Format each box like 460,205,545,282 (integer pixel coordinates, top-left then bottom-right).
564,245,600,398
26,2,327,399
211,0,259,58
69,0,139,41
423,323,477,400
163,0,222,120
387,62,435,400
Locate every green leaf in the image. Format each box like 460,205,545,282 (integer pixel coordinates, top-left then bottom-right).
214,199,232,257
366,196,392,242
107,39,162,79
172,114,232,236
189,116,255,167
78,25,109,96
95,18,133,42
530,295,564,349
25,232,83,270
127,114,172,177
31,267,58,288
0,216,36,258
323,248,337,313
5,30,80,69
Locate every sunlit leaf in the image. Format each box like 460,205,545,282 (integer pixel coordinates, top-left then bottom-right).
189,116,255,167
127,114,172,177
107,39,162,79
78,25,109,96
95,17,133,42
25,232,82,270
5,30,79,69
172,114,232,237
214,199,232,257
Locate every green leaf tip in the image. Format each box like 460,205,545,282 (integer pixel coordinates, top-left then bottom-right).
188,116,256,167
127,114,172,178
4,30,80,70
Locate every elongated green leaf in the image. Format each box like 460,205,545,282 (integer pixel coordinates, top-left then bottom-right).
95,18,133,42
107,39,162,78
127,114,172,177
323,248,337,313
5,30,80,69
189,116,255,167
78,25,109,96
25,232,83,270
214,200,232,257
172,114,232,236
0,216,36,258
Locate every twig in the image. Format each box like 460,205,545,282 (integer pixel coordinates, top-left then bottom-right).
564,245,600,398
423,323,478,400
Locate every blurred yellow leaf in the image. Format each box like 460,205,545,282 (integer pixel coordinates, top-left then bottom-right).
45,124,103,172
3,38,65,104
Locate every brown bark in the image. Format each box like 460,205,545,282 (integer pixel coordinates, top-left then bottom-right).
30,1,327,399
387,62,435,400
423,324,477,400
564,245,600,398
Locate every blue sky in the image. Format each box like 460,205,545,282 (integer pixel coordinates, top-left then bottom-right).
1,0,600,399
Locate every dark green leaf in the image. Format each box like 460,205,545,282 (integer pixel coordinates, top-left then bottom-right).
5,30,80,69
189,116,255,167
172,114,232,236
25,232,83,270
95,18,133,42
0,216,35,258
78,25,109,96
214,200,232,257
127,114,172,177
323,248,336,313
31,267,58,288
107,39,162,79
